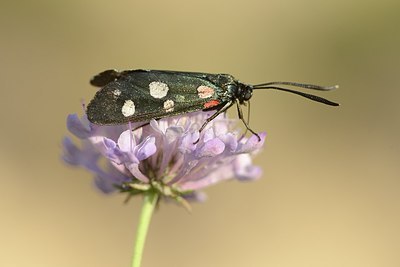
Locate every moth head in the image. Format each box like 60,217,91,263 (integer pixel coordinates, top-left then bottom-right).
232,83,253,104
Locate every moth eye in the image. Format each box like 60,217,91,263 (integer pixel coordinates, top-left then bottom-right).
244,91,252,101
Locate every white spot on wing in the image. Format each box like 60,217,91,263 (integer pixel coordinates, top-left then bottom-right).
149,81,169,98
113,89,121,96
197,85,214,98
121,100,135,117
163,99,174,112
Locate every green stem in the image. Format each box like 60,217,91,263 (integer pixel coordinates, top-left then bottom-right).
131,191,159,267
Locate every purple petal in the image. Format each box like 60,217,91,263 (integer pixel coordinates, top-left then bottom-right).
218,133,238,152
182,191,208,202
117,130,136,151
195,138,225,158
237,165,262,181
179,166,234,190
91,136,116,156
126,163,149,183
108,148,137,165
136,136,157,161
90,136,138,165
179,132,198,153
233,154,262,180
110,161,132,176
237,132,267,153
93,171,120,194
94,175,116,194
103,137,117,150
62,137,82,166
93,163,132,193
62,137,101,172
202,128,215,142
149,119,163,135
212,118,230,135
67,114,92,139
165,126,184,143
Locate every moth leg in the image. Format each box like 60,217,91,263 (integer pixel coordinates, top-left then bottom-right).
235,99,261,141
194,101,234,144
241,101,251,137
131,121,151,132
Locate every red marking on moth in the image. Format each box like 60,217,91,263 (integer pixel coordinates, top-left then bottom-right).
197,86,214,98
203,100,220,108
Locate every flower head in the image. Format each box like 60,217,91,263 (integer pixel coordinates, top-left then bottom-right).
63,110,266,206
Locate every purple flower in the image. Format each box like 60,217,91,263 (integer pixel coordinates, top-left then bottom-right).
62,111,266,205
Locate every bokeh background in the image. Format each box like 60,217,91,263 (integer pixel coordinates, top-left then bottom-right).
1,0,399,266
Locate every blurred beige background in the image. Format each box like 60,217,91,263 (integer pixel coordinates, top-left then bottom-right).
1,0,399,266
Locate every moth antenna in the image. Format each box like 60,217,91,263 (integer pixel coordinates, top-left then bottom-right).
253,82,339,91
254,86,339,106
254,82,338,91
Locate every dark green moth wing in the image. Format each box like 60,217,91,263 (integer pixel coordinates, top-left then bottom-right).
86,70,227,125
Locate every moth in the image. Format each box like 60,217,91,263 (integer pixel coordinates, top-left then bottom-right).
87,69,339,141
